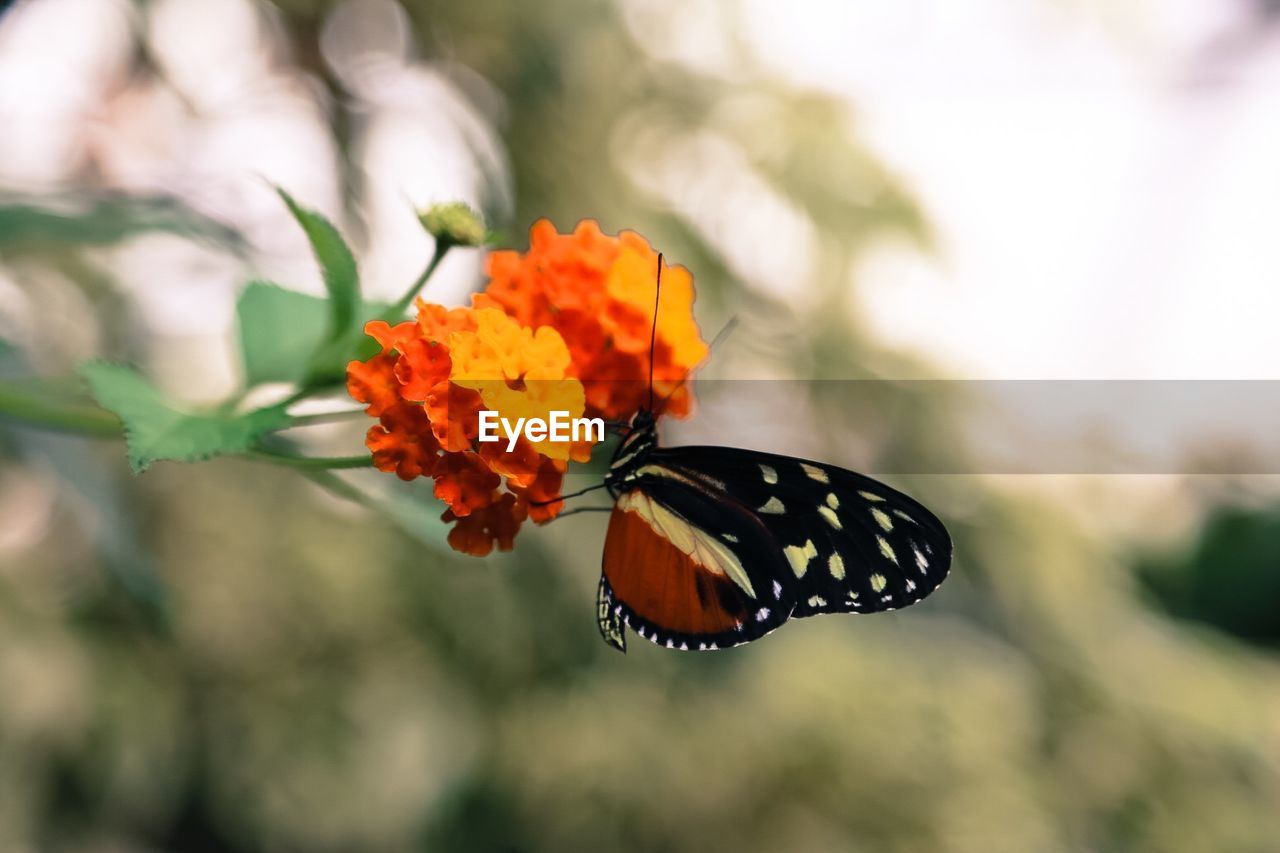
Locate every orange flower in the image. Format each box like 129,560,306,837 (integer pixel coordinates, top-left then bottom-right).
348,352,442,480
510,456,571,523
432,451,501,517
425,381,485,453
347,352,403,420
347,301,590,554
444,493,528,556
446,308,586,462
476,220,709,421
347,220,708,557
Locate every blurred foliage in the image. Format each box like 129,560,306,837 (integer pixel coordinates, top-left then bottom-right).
1138,502,1280,649
0,194,243,255
1,0,1279,851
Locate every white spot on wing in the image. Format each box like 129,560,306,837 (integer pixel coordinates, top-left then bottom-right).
760,464,778,484
819,506,842,529
807,595,827,607
634,464,724,491
723,533,739,543
914,547,928,573
755,607,771,622
759,496,786,514
783,540,818,578
802,463,829,483
828,552,846,580
858,490,885,502
871,573,887,592
772,580,783,599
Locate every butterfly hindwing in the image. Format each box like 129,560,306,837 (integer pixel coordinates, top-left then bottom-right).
601,467,798,651
648,446,952,619
597,574,628,652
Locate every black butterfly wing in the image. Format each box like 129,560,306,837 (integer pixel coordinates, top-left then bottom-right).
650,445,952,618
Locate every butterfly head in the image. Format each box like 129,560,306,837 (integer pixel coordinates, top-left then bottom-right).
628,407,657,435
605,409,658,492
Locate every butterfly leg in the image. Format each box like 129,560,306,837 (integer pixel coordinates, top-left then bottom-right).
596,574,627,653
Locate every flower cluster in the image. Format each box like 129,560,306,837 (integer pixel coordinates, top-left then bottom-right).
347,220,708,556
477,220,707,420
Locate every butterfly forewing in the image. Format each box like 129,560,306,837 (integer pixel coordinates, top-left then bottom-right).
651,446,951,619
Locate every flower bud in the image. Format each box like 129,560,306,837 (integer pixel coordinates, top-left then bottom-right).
418,202,487,248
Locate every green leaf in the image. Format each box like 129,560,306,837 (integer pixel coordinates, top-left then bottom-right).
236,282,386,387
237,281,330,386
0,193,243,251
80,363,291,472
276,188,360,342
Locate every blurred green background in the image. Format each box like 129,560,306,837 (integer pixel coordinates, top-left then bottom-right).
2,0,1280,850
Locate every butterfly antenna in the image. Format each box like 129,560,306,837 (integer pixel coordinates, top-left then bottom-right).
706,315,739,359
653,315,738,411
647,253,662,412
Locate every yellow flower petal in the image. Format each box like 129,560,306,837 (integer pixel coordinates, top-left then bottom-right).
606,247,708,369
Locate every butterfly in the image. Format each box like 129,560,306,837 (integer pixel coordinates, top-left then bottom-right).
552,257,952,653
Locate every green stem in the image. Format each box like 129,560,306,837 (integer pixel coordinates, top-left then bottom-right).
381,242,452,321
216,387,251,415
282,243,452,409
276,386,319,409
245,448,373,469
0,383,122,437
286,408,367,427
262,382,348,420
299,469,380,509
0,381,377,471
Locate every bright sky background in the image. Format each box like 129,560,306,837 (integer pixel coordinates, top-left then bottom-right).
734,0,1280,380
5,0,1278,383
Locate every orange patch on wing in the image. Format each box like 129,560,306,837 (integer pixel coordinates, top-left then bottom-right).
603,508,746,635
